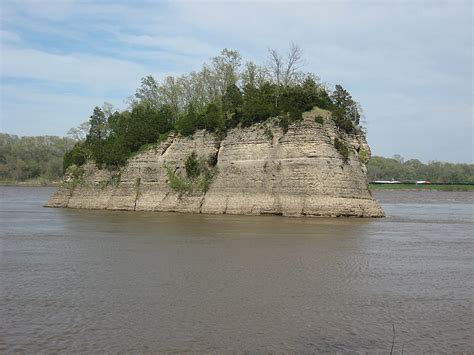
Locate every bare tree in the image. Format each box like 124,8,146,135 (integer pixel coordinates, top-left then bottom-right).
67,121,90,141
102,102,115,118
267,42,304,86
158,76,183,123
268,49,283,85
283,42,304,85
240,61,267,89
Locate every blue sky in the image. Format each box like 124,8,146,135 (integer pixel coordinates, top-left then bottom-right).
0,0,472,163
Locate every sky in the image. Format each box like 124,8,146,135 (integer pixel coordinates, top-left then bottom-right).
0,0,472,163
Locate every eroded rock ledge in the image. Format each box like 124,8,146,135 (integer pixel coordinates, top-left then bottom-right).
46,108,384,217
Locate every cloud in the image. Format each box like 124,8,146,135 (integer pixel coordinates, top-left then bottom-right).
1,83,101,134
1,45,149,93
0,0,472,162
0,30,21,44
116,34,218,58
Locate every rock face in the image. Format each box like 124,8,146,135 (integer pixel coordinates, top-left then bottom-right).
46,108,384,217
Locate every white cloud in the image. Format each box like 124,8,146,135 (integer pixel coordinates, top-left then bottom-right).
1,83,97,134
1,45,149,92
116,33,219,59
0,0,472,161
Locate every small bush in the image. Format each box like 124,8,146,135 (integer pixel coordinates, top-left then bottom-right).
69,165,84,180
207,153,218,167
136,143,155,154
111,173,121,187
166,165,191,193
279,115,290,133
66,165,85,188
185,151,201,179
264,126,273,140
334,137,349,162
198,168,218,193
166,152,219,194
158,132,168,143
289,110,303,122
315,115,324,124
358,148,369,164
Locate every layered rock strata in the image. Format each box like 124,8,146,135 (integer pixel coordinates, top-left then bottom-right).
46,108,384,217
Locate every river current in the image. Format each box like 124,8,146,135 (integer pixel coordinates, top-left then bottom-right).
0,186,472,353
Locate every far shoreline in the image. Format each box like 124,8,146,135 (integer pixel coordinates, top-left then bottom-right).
0,181,60,187
369,183,474,192
2,181,473,192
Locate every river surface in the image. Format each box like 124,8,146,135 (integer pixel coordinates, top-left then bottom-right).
1,186,472,353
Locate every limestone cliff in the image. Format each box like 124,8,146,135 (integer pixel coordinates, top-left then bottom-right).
46,108,384,217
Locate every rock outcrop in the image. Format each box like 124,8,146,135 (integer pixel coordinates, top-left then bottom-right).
46,108,384,217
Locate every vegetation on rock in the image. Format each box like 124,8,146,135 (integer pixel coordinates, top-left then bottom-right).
358,148,370,164
314,115,324,124
65,165,85,188
63,45,363,170
185,151,201,179
166,151,218,194
334,138,350,162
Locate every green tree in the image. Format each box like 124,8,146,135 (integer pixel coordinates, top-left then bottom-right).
331,84,360,125
202,103,225,132
86,106,108,143
131,75,160,108
176,104,199,136
222,84,243,128
63,141,90,171
241,83,278,126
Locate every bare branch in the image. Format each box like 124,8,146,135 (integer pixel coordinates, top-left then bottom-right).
283,42,304,85
268,48,283,85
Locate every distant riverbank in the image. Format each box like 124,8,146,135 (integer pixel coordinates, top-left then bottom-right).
2,181,473,191
369,183,474,191
0,179,59,187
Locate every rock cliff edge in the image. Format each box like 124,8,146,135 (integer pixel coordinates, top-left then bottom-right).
46,108,384,217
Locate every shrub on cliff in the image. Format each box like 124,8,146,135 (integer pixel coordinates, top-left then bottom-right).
185,151,201,179
334,137,350,162
167,151,219,194
332,108,355,134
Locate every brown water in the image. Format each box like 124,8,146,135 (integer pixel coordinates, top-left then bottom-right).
1,187,472,353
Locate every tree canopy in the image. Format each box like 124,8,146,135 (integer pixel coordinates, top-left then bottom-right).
0,134,75,182
63,46,363,170
367,155,474,184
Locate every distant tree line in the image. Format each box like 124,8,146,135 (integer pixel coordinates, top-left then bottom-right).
0,134,75,182
2,133,472,185
368,155,474,184
64,45,363,170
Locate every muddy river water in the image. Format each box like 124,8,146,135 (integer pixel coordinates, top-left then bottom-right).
1,187,472,353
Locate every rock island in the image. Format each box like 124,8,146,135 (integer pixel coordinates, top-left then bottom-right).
46,47,384,217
